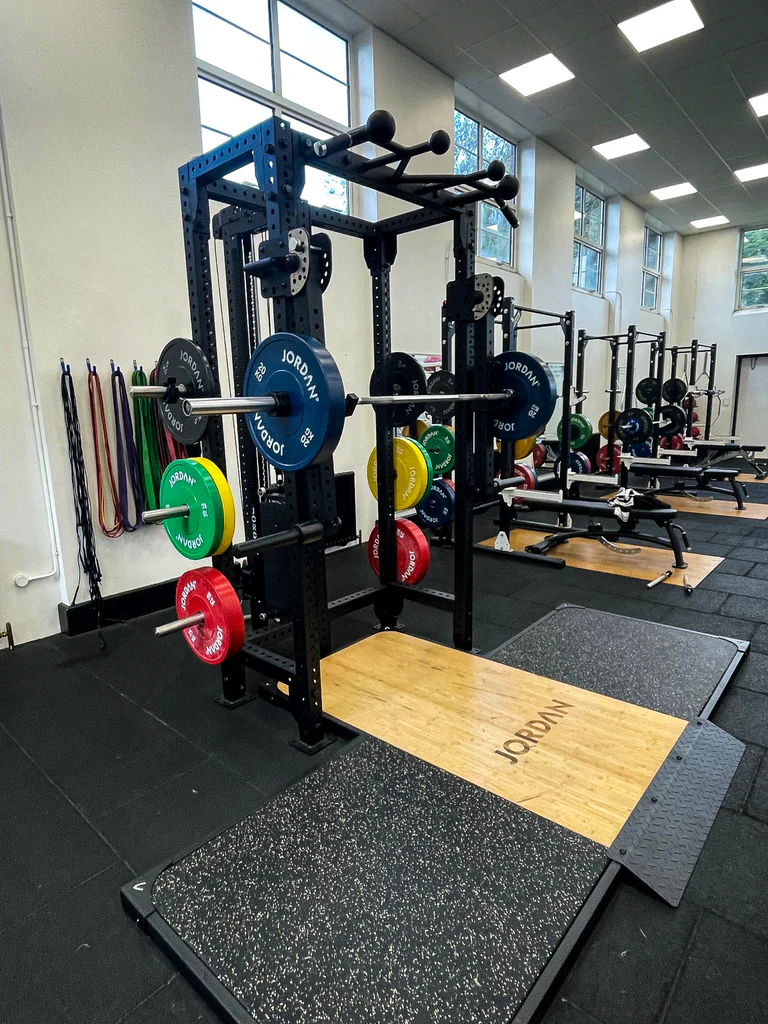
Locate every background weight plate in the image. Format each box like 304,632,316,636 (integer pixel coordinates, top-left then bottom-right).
401,437,434,504
192,458,235,555
628,441,653,458
370,352,427,427
658,404,687,437
367,519,430,585
596,445,622,473
659,433,685,450
556,413,592,450
419,424,455,474
158,338,215,445
662,377,687,404
692,410,699,422
244,333,346,472
425,370,457,420
598,410,617,439
491,351,557,441
367,437,430,511
416,479,455,529
692,426,701,439
635,376,658,406
514,435,536,459
616,407,653,444
574,452,592,474
176,567,245,666
532,442,546,468
159,458,223,559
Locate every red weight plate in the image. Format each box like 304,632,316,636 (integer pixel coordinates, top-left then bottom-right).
692,425,701,439
368,519,431,586
532,442,546,469
692,410,699,422
596,445,622,473
175,567,245,666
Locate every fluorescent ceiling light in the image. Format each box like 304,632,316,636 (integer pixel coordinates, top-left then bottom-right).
735,162,768,182
618,0,704,53
593,134,649,160
500,54,574,97
690,215,729,228
749,92,768,117
651,182,697,200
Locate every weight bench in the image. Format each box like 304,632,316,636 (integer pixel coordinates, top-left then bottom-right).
496,490,690,568
669,441,768,480
631,462,747,510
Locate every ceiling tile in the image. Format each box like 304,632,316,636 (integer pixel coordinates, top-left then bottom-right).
342,0,423,36
695,0,766,25
536,79,616,128
400,0,449,17
725,40,768,95
553,27,637,75
396,20,462,66
497,0,564,20
577,117,639,147
600,79,674,116
655,56,736,94
627,102,694,133
466,25,547,75
638,31,722,75
522,0,614,50
400,0,516,51
710,11,768,54
442,51,495,89
472,78,553,131
580,58,656,97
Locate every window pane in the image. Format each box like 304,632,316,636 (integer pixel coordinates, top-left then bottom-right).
741,228,768,268
479,202,511,264
198,78,271,136
193,6,273,90
280,52,349,125
740,271,768,307
579,245,601,292
575,184,583,219
454,111,478,174
194,0,269,39
572,241,580,287
582,190,603,245
288,117,348,213
482,127,514,176
644,228,661,272
277,3,347,83
642,271,658,310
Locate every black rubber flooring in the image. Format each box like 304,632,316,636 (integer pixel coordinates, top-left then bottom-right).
2,477,768,1023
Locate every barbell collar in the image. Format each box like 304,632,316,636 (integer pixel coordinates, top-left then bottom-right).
155,611,206,637
142,504,190,525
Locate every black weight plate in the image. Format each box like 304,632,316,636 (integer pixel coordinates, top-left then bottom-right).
425,369,457,420
158,338,215,445
662,377,687,404
616,407,653,444
658,404,687,437
369,352,427,428
635,376,659,406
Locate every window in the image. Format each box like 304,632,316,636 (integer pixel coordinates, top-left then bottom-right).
573,185,604,293
192,0,350,211
738,227,768,308
453,110,516,266
642,226,661,310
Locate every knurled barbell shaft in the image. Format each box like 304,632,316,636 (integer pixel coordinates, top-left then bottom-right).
155,611,206,637
182,390,514,417
130,384,188,398
142,504,189,525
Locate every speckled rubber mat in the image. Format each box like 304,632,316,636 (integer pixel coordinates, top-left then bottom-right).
489,605,741,720
152,737,606,1023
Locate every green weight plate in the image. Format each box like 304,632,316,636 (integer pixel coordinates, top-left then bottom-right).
556,413,592,450
159,458,224,559
419,424,455,474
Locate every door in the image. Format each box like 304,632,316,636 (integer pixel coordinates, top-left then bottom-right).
734,354,768,447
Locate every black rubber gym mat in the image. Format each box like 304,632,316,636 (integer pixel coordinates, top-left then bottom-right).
135,737,607,1024
489,604,744,720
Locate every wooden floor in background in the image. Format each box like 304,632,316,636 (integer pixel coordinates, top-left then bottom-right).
662,494,768,519
478,529,722,587
321,633,686,847
737,473,768,484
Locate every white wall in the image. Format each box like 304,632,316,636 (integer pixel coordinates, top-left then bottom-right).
0,1,685,644
675,227,768,436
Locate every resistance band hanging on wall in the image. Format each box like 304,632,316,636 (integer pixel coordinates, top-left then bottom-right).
110,361,143,530
87,359,123,537
60,360,102,605
131,364,162,509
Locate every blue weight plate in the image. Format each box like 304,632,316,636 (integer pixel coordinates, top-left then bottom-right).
243,333,346,472
415,479,455,530
629,441,653,458
491,352,558,442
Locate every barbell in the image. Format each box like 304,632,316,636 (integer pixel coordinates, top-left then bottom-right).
153,333,558,473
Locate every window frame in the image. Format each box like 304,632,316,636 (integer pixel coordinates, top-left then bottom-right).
641,225,662,312
737,226,768,311
193,0,353,210
573,183,605,295
453,109,517,269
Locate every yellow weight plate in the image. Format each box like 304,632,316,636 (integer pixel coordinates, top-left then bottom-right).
367,437,430,511
401,437,434,504
192,457,236,555
403,418,430,440
598,410,617,439
514,435,536,459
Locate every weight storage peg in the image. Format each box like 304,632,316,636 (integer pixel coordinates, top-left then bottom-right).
182,333,557,473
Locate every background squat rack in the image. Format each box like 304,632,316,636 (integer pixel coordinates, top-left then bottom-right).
176,109,518,751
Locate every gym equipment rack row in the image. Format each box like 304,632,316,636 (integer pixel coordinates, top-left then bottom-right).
175,110,518,751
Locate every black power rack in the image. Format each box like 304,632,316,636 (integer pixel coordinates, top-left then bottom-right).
177,110,518,751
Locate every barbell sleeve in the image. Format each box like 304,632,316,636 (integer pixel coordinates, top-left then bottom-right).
155,611,206,637
142,504,189,524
